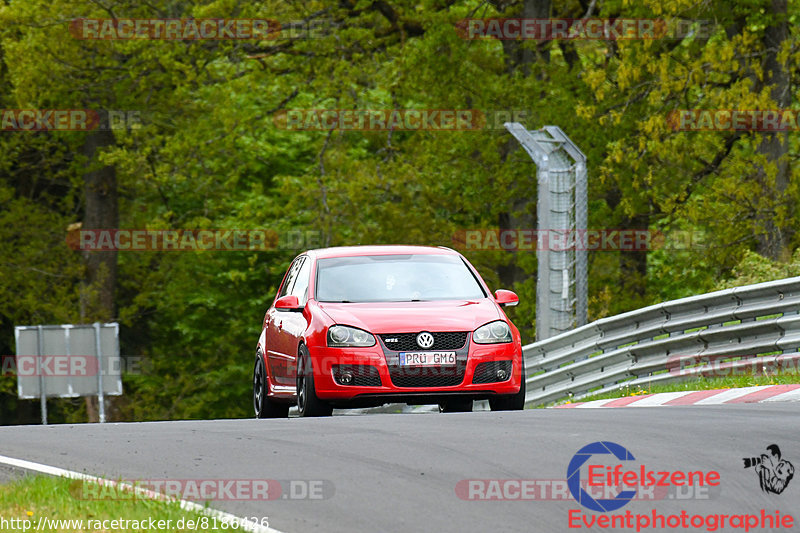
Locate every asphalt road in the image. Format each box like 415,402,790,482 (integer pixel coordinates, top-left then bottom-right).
0,405,798,533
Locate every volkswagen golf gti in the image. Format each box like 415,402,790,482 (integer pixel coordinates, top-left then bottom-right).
253,245,525,417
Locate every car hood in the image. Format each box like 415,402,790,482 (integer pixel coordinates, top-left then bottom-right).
316,299,502,333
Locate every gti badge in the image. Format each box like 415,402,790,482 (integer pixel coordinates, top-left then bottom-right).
416,332,434,349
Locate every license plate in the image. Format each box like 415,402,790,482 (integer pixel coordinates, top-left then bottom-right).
398,352,456,366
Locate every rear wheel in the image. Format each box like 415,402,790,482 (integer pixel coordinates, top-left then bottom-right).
254,354,289,419
438,398,473,413
296,345,333,417
489,359,526,411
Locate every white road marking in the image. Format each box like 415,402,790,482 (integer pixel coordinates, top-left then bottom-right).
0,454,284,533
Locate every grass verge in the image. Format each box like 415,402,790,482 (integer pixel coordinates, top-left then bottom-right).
0,474,251,532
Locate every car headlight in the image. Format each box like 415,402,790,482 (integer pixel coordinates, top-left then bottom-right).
472,320,512,344
327,325,376,347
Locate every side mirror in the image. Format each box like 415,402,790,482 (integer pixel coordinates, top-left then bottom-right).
494,289,519,307
275,295,302,311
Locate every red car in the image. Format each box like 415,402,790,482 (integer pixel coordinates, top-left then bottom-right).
253,245,525,417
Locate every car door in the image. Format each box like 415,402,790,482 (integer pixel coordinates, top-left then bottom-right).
281,256,311,383
266,256,305,386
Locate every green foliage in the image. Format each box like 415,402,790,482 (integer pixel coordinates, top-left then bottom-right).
0,0,797,423
717,249,800,289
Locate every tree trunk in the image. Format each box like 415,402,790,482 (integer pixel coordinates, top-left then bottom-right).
619,214,649,301
754,0,791,260
497,0,550,289
81,127,119,423
81,128,119,320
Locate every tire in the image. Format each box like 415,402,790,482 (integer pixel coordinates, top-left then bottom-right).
254,355,289,419
438,398,473,413
489,359,526,411
296,345,333,417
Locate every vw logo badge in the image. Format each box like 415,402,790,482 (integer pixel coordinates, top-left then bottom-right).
416,332,434,349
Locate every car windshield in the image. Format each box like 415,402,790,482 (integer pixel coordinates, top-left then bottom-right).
315,254,486,303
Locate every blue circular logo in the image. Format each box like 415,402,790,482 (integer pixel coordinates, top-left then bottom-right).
567,441,637,512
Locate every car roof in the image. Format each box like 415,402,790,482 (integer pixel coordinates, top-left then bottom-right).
307,245,460,260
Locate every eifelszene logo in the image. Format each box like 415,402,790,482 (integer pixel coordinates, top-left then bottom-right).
743,444,795,495
566,441,721,513
567,441,638,512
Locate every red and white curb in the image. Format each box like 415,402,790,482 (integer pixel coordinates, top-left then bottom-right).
555,384,800,408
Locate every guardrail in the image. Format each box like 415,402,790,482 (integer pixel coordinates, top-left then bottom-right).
522,277,800,406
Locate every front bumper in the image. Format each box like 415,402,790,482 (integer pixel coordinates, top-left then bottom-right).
310,340,522,402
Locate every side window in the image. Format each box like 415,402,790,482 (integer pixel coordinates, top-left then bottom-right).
290,257,312,305
278,256,305,299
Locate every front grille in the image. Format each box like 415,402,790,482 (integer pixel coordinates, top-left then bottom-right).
332,365,382,387
379,332,468,351
472,360,513,384
388,361,466,388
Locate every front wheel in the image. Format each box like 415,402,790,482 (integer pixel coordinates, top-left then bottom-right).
254,355,289,419
489,360,526,411
296,345,333,417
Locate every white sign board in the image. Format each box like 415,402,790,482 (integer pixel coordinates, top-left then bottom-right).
14,323,121,423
